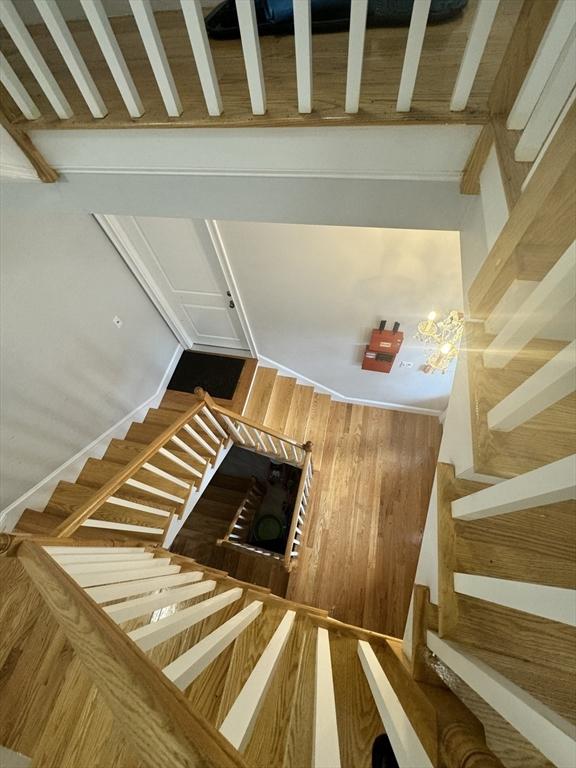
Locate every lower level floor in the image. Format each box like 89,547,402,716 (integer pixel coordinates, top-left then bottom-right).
173,366,441,638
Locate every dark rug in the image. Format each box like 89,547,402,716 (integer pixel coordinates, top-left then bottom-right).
167,351,245,400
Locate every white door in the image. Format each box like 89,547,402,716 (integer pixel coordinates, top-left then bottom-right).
99,216,250,351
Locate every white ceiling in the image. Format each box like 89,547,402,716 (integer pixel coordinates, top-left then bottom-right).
217,221,463,413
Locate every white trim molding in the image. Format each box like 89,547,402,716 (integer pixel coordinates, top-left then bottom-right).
0,343,182,533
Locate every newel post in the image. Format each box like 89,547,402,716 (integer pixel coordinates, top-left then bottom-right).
440,723,505,768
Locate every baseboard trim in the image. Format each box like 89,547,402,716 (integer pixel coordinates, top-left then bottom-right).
0,344,183,533
258,356,443,417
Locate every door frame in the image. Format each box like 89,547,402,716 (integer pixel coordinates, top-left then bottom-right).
95,214,257,356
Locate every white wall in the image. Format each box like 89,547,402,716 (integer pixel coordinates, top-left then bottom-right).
217,221,462,413
0,201,179,514
0,127,38,182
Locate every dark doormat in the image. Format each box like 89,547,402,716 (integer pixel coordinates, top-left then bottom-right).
167,350,245,400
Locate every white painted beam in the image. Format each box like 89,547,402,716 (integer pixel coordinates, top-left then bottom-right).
507,0,576,130
427,631,576,767
235,0,266,115
69,563,180,588
484,242,576,369
452,455,576,521
396,0,431,112
454,573,576,626
128,0,182,117
450,0,500,111
515,32,576,162
104,579,216,623
358,641,433,767
314,627,341,768
0,52,40,119
34,0,107,118
344,0,368,113
80,0,144,118
85,569,202,604
163,600,264,690
293,0,312,113
0,0,72,119
487,341,576,431
219,610,296,750
179,0,222,116
129,587,243,651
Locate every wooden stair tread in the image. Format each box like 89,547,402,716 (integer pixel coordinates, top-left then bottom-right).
330,632,384,768
211,474,256,492
283,384,315,443
202,483,252,505
77,458,190,502
42,480,174,531
215,603,287,729
125,421,215,457
189,497,240,523
452,595,576,726
264,376,298,433
304,392,332,471
467,324,576,477
243,613,311,765
15,508,161,541
143,580,245,673
47,479,177,516
103,438,205,480
244,367,278,423
160,390,200,412
455,501,576,589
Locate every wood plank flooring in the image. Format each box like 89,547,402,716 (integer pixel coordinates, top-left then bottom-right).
228,367,441,638
170,366,440,637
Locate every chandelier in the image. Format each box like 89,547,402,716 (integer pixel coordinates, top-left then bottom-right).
415,310,464,374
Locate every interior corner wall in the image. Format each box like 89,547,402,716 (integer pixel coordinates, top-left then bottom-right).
0,203,179,512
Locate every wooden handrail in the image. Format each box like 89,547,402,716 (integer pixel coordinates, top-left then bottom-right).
18,540,248,768
210,403,308,451
283,447,312,569
52,401,205,538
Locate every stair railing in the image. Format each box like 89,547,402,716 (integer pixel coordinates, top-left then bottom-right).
217,476,266,548
51,399,210,539
2,533,504,768
52,389,313,542
284,445,313,570
197,388,309,467
10,536,247,768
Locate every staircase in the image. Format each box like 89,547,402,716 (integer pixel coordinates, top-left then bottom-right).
404,72,576,767
13,384,314,562
0,539,500,768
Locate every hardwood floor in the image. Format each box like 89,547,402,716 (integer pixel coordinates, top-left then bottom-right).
208,367,442,638
286,399,441,638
